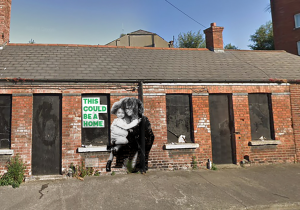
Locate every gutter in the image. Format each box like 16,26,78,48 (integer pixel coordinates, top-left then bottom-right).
0,78,294,84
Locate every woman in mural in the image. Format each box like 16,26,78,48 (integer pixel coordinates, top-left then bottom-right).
106,99,141,172
106,97,155,173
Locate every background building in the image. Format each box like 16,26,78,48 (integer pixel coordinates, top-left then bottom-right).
0,0,11,46
271,0,300,55
106,29,174,48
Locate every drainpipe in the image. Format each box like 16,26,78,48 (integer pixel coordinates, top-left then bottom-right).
138,81,146,172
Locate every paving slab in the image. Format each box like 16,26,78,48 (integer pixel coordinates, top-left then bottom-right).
1,164,300,210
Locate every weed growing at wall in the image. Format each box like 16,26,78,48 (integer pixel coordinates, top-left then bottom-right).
191,156,198,169
94,170,100,176
0,155,26,188
69,162,97,179
211,163,217,170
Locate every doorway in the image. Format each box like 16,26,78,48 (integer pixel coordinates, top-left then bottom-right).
32,94,62,175
209,94,236,164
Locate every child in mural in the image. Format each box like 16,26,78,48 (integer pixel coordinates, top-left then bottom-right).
106,97,155,173
106,100,141,172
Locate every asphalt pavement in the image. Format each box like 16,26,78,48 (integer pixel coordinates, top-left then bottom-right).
1,164,300,210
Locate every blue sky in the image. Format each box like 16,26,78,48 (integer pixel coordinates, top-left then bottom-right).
9,0,272,50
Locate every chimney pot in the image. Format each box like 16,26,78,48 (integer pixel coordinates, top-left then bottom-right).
211,22,216,27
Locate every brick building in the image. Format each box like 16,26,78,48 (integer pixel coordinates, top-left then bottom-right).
1,0,300,178
0,0,11,46
271,0,300,55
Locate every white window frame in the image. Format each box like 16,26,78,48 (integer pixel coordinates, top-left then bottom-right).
295,14,300,28
297,41,300,56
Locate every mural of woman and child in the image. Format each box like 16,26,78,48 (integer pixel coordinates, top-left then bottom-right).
106,97,155,173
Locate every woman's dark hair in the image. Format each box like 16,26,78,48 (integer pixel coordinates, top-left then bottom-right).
111,97,144,117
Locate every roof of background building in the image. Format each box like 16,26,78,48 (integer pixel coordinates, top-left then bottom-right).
106,29,163,46
0,44,299,83
127,29,156,35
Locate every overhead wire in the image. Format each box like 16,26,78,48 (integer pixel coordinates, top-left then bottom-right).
164,0,207,28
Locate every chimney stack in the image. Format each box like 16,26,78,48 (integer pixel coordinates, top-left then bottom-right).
204,22,224,52
0,0,12,46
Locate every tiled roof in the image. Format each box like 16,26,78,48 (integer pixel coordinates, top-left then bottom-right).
0,44,299,82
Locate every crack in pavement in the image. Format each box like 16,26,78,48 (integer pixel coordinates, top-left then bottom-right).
39,183,49,199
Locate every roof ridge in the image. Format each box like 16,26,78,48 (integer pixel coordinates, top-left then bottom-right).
128,29,156,35
6,43,287,53
6,43,210,51
225,49,286,53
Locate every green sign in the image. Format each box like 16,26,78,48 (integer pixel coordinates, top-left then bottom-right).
82,97,107,128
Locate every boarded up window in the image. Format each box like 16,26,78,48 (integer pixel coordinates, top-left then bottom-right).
82,95,110,146
166,94,193,143
0,95,11,149
248,94,274,140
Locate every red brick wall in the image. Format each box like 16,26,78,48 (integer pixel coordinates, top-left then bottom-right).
290,84,300,162
232,94,251,164
59,85,139,172
0,0,11,45
142,84,295,169
192,95,212,165
0,155,10,175
271,0,300,55
11,94,33,175
0,83,298,176
143,95,169,169
61,94,82,172
248,93,295,164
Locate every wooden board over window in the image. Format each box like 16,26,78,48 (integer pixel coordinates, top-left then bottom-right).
0,95,11,149
248,93,274,140
166,94,193,143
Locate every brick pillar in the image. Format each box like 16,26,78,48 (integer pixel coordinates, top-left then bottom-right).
143,94,169,169
0,0,12,45
61,94,82,172
11,94,33,176
271,93,295,162
192,94,212,164
290,85,300,162
232,93,251,164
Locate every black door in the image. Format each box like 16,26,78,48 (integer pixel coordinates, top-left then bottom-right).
209,94,235,164
32,95,61,175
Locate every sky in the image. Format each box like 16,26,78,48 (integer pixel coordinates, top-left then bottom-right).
9,0,272,50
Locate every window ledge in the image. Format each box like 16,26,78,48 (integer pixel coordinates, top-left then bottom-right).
77,146,108,153
0,149,13,155
164,143,199,150
249,140,282,146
